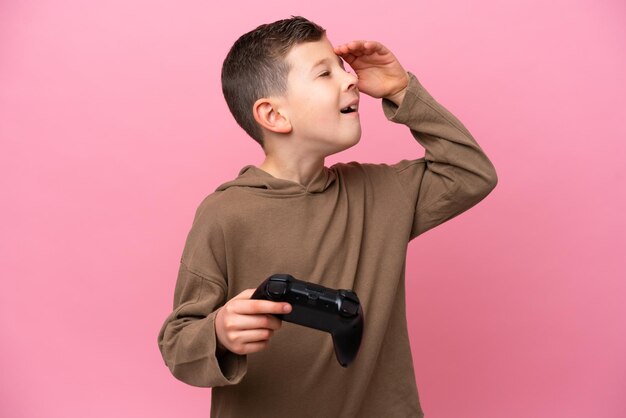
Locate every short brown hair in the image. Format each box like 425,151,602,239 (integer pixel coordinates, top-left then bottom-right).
221,16,326,148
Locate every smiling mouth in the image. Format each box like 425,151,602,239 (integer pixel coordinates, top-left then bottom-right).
340,104,358,114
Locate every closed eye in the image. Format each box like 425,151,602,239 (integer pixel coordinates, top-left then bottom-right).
320,69,352,78
318,60,350,78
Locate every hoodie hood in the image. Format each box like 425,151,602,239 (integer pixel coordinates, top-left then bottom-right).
216,165,337,196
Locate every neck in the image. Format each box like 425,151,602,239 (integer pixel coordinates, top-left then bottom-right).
259,153,325,187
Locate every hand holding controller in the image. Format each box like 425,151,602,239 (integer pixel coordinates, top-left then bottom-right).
251,274,364,367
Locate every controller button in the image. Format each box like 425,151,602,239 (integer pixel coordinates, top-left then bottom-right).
340,299,359,317
307,292,319,305
267,281,287,298
340,290,359,304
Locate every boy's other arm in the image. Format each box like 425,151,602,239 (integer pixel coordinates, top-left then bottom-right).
157,260,242,388
157,212,289,388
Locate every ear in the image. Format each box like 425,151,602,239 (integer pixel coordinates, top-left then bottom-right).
252,97,292,134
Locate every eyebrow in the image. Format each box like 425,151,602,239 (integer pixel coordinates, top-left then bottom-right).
310,56,345,72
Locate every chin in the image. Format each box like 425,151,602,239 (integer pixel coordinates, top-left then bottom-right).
348,131,362,148
332,133,361,155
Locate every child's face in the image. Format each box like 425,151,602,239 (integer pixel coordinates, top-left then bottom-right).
280,35,361,156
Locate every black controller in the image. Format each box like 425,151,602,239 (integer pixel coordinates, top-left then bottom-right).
251,274,364,367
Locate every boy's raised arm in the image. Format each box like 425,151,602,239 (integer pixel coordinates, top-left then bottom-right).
382,71,498,239
336,40,498,239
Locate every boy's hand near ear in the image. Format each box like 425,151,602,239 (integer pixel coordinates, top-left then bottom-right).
334,40,410,106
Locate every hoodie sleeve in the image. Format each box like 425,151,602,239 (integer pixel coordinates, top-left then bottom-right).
381,71,498,240
157,202,247,387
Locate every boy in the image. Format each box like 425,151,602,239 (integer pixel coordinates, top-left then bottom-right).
158,16,497,418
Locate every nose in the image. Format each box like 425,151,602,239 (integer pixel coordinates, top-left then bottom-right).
344,70,359,91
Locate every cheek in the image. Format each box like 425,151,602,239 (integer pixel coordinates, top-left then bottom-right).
298,99,337,126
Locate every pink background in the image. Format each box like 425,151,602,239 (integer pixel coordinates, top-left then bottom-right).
1,0,625,417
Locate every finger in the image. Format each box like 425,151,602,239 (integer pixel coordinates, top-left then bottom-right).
335,41,365,55
358,40,388,56
335,50,357,62
225,313,283,331
231,298,292,315
334,45,349,57
363,40,384,52
238,341,270,355
230,329,275,345
334,47,357,64
339,53,357,65
344,40,377,56
345,43,366,57
345,40,367,49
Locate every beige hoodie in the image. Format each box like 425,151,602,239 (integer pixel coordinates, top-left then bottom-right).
158,72,497,418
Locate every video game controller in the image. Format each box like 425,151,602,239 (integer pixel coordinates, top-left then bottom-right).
251,274,364,367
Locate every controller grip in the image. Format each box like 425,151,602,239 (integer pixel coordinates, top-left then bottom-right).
332,318,363,367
